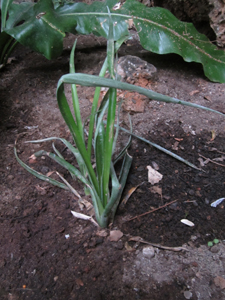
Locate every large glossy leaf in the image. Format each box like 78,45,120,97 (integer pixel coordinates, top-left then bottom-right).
1,0,14,29
4,0,225,82
5,0,66,58
120,0,225,83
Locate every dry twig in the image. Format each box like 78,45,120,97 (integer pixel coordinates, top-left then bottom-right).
125,199,177,222
199,154,225,168
129,236,189,252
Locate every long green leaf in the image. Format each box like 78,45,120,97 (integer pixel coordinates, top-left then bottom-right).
22,137,105,220
87,36,127,158
100,10,117,207
70,40,83,140
103,152,133,221
4,0,225,82
58,73,225,117
14,147,70,190
94,100,108,202
26,136,87,178
57,79,100,195
111,123,201,170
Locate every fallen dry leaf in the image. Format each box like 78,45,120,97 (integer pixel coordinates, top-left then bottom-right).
75,278,84,287
35,185,47,195
213,156,225,162
46,171,54,177
204,95,212,102
180,219,195,227
109,230,123,242
71,211,99,227
120,183,144,208
28,158,37,164
147,166,163,185
96,229,108,237
211,197,225,207
78,198,93,211
189,90,199,96
149,186,162,196
210,130,217,141
174,138,183,142
124,241,134,251
172,141,179,150
151,161,159,170
198,157,206,167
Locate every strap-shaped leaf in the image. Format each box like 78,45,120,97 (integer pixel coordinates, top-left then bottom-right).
4,0,225,82
14,147,70,190
58,73,225,117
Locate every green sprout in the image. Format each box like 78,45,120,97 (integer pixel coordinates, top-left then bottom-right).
207,239,219,247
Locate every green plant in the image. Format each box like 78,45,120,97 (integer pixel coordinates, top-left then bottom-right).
0,0,18,68
15,16,133,228
15,10,225,227
7,1,225,227
207,239,219,247
2,0,225,82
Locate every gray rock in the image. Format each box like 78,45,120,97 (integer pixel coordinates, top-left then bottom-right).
142,246,155,259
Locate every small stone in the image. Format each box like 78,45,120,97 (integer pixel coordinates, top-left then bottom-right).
96,229,108,237
112,240,124,250
40,166,49,174
184,290,192,299
169,202,178,210
210,245,220,253
193,200,198,207
191,261,198,267
188,189,195,196
54,276,58,282
214,276,225,289
142,246,155,259
190,235,197,242
205,198,210,205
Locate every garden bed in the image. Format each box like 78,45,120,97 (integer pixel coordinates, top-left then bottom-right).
0,34,225,300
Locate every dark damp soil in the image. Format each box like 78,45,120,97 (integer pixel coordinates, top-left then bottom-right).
0,34,225,300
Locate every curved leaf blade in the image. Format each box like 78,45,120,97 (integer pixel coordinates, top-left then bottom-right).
59,73,225,117
14,147,70,190
119,0,225,82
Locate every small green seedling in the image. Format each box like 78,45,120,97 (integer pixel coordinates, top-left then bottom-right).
207,239,219,247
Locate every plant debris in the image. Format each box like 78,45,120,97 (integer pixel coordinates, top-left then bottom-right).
147,166,163,185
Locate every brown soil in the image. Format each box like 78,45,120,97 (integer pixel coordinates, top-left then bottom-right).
0,34,225,300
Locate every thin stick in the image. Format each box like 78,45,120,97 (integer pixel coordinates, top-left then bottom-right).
199,154,225,168
209,148,225,155
128,236,189,252
125,199,177,222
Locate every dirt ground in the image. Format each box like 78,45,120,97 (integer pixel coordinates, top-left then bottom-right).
0,33,225,300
